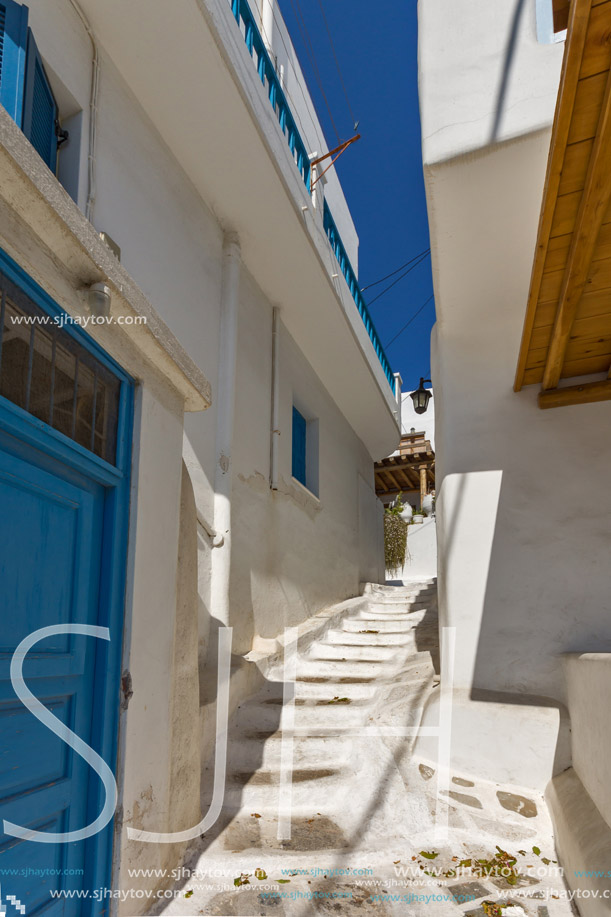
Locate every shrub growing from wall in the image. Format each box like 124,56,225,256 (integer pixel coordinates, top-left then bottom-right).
384,512,408,575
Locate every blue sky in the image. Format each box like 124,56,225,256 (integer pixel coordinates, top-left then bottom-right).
278,0,435,393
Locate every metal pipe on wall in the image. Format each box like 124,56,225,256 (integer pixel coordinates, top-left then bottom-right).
210,232,241,627
270,306,281,490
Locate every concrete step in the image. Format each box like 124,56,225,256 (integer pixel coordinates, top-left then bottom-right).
218,767,351,810
257,679,377,701
361,603,432,617
343,618,417,634
326,629,420,646
306,642,400,662
294,657,391,680
234,698,371,731
226,732,354,769
364,580,436,595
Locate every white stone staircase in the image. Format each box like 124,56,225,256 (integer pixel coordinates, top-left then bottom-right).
198,579,439,851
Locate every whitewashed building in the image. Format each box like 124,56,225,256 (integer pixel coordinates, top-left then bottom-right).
0,0,401,910
418,0,611,907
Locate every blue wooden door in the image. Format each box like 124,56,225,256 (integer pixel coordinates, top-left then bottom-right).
0,429,106,913
0,251,132,916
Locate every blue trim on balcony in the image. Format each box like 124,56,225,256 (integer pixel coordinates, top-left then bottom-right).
227,0,395,393
323,202,394,390
231,0,310,189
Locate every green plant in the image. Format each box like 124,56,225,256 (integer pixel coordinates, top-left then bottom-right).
385,492,405,516
384,512,408,574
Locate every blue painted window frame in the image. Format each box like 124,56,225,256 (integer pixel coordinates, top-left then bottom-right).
0,0,29,126
22,26,58,171
292,406,307,487
0,247,133,915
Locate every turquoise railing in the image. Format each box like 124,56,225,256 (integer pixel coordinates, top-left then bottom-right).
228,0,395,392
230,0,310,188
323,202,394,389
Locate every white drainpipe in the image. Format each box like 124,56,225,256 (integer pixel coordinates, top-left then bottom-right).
211,232,241,626
394,372,403,422
261,0,274,53
67,0,99,222
270,307,281,490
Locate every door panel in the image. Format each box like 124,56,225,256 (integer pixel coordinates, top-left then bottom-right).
0,429,107,915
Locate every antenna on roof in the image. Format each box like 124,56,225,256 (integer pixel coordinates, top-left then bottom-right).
310,134,361,188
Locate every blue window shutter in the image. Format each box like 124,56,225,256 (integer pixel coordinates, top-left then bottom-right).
292,407,307,487
0,0,28,125
22,27,57,171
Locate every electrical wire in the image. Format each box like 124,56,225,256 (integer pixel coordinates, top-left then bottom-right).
315,0,357,130
262,3,355,169
384,295,435,350
258,11,326,155
361,249,430,292
288,0,341,141
367,252,430,308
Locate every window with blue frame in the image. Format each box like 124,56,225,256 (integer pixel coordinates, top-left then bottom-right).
0,0,65,171
292,406,307,487
292,406,319,496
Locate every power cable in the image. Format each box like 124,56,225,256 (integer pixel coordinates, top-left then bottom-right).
384,295,435,350
367,252,430,308
257,14,320,150
361,249,430,293
315,0,357,130
288,0,341,141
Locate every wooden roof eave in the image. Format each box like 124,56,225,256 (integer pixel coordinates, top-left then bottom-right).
514,0,593,393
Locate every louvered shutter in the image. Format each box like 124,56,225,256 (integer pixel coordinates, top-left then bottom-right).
0,0,28,125
292,407,307,487
22,27,57,171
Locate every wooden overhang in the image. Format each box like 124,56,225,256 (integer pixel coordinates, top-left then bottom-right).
374,433,435,498
515,0,611,409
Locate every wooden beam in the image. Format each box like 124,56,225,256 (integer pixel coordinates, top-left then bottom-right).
542,62,611,390
385,470,402,492
374,472,389,493
514,0,593,390
538,377,611,408
553,0,571,32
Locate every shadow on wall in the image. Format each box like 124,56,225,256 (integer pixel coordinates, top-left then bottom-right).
435,390,611,784
489,0,528,143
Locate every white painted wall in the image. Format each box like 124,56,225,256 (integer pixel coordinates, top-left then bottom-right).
563,654,611,829
397,517,437,583
417,0,611,786
419,0,564,167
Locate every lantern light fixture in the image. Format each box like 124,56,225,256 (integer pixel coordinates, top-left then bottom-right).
409,378,433,415
87,281,112,318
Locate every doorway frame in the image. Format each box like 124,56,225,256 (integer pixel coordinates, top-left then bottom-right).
0,246,134,911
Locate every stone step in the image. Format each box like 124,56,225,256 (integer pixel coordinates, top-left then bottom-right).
343,618,418,634
233,698,371,731
226,732,354,769
256,679,377,701
361,603,432,617
217,768,351,810
294,657,390,680
326,629,420,646
305,642,400,662
364,581,436,595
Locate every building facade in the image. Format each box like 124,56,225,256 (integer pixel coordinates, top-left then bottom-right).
0,0,400,910
418,0,611,906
